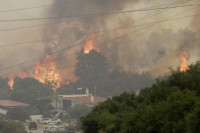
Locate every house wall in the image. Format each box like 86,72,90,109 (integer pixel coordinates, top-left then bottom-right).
51,96,63,110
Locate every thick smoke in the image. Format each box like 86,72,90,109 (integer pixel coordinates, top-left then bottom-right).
43,0,200,79
43,0,140,81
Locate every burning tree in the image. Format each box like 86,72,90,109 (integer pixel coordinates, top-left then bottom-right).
7,54,63,92
179,51,189,72
84,34,99,54
33,54,62,92
75,49,108,91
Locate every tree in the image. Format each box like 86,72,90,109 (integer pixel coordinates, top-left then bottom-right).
72,49,154,97
0,120,26,133
0,77,11,100
7,107,29,121
67,104,92,129
75,49,108,93
81,61,200,133
35,99,53,117
11,77,53,104
102,71,154,96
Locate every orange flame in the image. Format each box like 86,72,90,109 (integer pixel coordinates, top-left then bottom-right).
180,51,189,72
84,34,99,54
34,61,40,75
8,79,14,90
7,35,101,90
7,54,65,91
33,54,62,92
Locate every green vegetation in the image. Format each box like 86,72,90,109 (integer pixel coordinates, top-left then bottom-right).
81,61,200,133
0,49,154,122
7,107,29,121
0,120,26,133
58,49,154,96
67,104,92,129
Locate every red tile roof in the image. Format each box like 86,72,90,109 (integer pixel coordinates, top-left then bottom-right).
0,100,29,107
62,95,107,105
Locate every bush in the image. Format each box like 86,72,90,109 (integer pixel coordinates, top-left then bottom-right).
7,107,29,121
0,120,26,133
81,61,200,133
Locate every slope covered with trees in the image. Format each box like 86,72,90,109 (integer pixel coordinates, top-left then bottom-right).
58,49,154,96
81,61,200,133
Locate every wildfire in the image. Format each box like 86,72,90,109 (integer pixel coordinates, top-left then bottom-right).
180,51,189,72
7,35,100,90
84,34,99,54
33,54,62,92
8,79,14,90
7,54,63,91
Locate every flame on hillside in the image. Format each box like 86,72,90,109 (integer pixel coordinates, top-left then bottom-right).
7,54,63,91
7,35,100,91
84,34,99,54
33,54,62,92
8,79,14,90
180,51,189,72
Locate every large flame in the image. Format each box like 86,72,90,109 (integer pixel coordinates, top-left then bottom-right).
180,51,189,72
7,54,63,91
33,54,62,92
84,34,99,54
7,35,100,90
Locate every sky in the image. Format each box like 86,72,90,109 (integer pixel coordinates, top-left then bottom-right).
0,0,199,79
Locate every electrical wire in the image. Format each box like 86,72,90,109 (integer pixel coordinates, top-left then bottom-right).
0,3,199,22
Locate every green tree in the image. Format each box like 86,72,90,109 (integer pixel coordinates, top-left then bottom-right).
0,120,26,133
75,49,108,94
7,107,29,121
11,77,53,104
67,104,92,129
81,61,200,133
0,77,11,100
35,99,53,117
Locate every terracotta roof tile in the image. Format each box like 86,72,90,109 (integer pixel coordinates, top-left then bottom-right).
0,100,29,107
62,95,107,105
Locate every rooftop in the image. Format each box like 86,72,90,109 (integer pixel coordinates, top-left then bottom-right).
0,100,29,107
60,94,107,106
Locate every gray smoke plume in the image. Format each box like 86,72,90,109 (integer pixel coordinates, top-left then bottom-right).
43,0,200,80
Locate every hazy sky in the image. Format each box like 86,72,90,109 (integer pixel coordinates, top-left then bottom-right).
0,0,199,79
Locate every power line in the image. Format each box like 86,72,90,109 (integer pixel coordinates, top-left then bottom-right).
0,5,199,75
0,3,199,22
0,13,197,48
0,0,190,32
0,21,60,32
100,0,191,36
0,0,192,14
0,0,197,76
0,3,60,14
0,0,82,14
0,0,194,47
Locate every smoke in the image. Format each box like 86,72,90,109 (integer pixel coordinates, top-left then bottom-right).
43,0,141,81
191,8,200,30
41,0,200,80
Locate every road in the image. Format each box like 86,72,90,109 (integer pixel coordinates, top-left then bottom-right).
26,123,45,133
26,126,44,133
26,129,43,133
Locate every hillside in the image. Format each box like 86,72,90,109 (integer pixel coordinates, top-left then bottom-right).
81,61,200,133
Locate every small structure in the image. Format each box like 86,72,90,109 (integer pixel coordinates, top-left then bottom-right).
0,100,29,115
61,94,106,107
51,89,107,110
